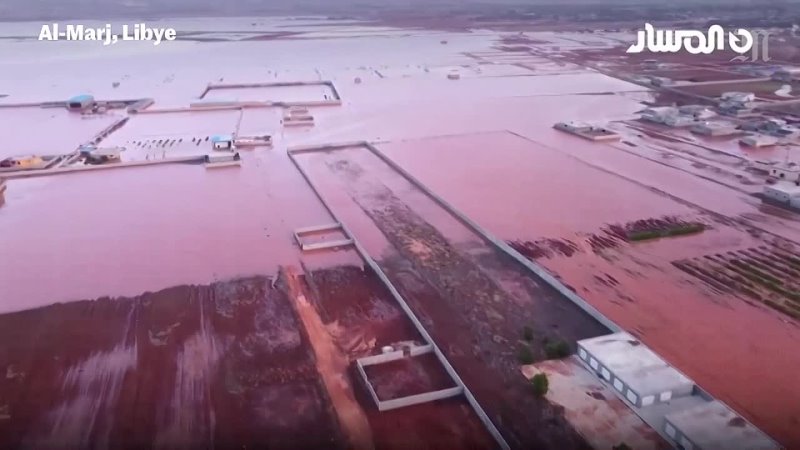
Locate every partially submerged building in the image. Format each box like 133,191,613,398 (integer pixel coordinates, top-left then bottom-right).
763,182,800,205
84,148,122,165
204,152,241,169
211,134,234,150
691,121,738,137
283,106,315,127
721,91,756,104
678,105,715,120
577,332,781,450
0,155,46,170
642,106,709,127
553,121,620,141
234,135,272,147
740,135,779,148
66,94,95,112
770,163,800,182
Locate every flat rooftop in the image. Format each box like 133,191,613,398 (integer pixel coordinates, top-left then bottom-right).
766,182,800,196
666,400,781,450
579,332,665,372
578,332,692,397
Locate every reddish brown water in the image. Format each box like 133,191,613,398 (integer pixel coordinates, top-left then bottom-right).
0,148,347,312
2,14,797,448
379,131,800,447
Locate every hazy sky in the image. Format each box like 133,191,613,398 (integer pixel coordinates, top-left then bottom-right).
2,0,799,21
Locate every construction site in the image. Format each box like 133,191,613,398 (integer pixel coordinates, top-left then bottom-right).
1,7,799,450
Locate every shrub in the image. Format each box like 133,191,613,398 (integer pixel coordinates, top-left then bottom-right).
545,340,571,359
531,373,549,396
517,345,534,365
522,326,534,342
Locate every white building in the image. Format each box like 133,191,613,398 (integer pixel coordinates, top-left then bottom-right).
553,121,620,141
691,121,738,137
211,134,234,150
770,164,800,182
641,107,679,124
721,91,756,103
763,182,800,204
740,135,779,148
662,115,696,128
577,332,694,408
204,152,241,168
664,401,779,450
678,105,716,120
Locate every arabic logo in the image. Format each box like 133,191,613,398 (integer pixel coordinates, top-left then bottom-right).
626,23,753,55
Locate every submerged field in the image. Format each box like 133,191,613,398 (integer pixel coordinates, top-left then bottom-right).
1,13,798,450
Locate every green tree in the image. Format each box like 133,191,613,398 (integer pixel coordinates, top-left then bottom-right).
531,373,549,396
545,339,571,359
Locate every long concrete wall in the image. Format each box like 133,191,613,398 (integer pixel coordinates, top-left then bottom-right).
2,155,204,180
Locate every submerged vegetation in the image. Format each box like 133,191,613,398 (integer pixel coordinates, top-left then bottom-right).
628,222,705,242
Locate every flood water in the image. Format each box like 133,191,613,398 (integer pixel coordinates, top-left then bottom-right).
1,15,799,449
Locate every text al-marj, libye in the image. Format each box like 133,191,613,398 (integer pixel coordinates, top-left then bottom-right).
38,23,177,46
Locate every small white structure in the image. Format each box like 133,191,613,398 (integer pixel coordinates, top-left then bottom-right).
204,152,241,168
554,121,621,141
721,91,756,103
662,115,696,128
763,182,800,204
66,94,95,111
770,163,800,182
283,107,315,127
84,147,122,165
678,105,715,120
234,135,272,148
691,121,738,137
664,401,780,450
577,332,693,408
740,135,779,148
211,134,234,150
641,106,678,124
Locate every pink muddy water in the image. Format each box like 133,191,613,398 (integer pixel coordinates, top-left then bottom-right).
2,14,797,447
0,107,120,159
203,84,335,103
0,147,353,312
378,131,800,448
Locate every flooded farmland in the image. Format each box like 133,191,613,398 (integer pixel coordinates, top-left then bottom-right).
0,11,798,450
